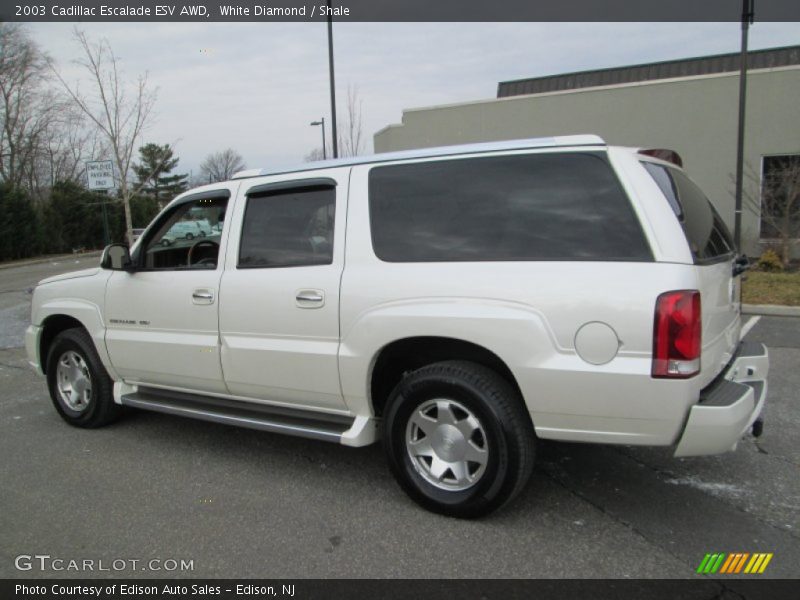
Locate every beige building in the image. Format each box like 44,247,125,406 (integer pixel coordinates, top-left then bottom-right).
374,46,800,256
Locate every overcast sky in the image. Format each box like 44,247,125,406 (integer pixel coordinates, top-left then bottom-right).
28,22,800,178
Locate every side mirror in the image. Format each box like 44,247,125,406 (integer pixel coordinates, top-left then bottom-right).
101,243,133,271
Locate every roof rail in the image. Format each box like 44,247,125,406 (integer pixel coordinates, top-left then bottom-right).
231,134,606,180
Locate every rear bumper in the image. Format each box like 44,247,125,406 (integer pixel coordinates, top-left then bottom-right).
674,341,768,457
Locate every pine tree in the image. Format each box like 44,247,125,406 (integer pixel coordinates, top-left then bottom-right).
133,143,188,205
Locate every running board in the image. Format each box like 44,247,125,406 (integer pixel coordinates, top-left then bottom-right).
120,388,365,444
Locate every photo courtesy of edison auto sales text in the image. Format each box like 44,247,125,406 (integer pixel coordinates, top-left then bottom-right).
15,584,295,597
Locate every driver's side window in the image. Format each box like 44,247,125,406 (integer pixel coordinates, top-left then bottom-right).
140,196,228,270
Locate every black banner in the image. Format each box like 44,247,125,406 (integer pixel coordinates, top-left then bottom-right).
3,0,800,22
4,579,800,600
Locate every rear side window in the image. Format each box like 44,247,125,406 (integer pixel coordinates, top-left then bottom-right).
642,162,734,263
239,186,335,268
368,152,651,262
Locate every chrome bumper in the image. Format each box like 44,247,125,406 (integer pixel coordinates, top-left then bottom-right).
674,342,768,457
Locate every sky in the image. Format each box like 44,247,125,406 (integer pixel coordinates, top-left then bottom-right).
28,22,800,178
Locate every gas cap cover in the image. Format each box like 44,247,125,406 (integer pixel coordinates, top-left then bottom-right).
574,321,620,365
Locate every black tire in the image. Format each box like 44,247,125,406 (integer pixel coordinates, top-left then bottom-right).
185,232,194,241
161,239,171,247
382,360,535,518
46,327,122,428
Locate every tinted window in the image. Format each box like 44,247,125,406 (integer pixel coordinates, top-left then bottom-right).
642,162,734,263
369,153,651,262
641,162,682,219
239,186,335,268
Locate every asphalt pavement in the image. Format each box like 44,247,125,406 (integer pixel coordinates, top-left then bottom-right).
0,258,797,583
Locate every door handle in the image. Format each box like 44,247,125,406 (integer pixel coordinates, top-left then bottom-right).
296,290,325,308
192,289,215,304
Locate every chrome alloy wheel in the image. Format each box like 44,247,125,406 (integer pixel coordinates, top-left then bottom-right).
405,398,489,491
56,351,92,412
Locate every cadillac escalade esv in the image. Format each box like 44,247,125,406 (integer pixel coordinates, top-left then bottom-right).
26,135,769,517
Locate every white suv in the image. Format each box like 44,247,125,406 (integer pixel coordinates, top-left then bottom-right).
25,135,768,517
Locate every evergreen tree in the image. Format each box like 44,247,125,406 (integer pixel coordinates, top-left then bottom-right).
133,143,188,205
0,184,40,260
42,181,106,253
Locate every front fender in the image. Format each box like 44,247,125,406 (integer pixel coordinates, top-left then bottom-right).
35,299,118,380
31,270,118,379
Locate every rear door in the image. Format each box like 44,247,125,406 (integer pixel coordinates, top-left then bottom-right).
642,161,740,385
218,172,348,412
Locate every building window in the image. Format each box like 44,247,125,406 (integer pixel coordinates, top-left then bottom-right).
760,154,800,242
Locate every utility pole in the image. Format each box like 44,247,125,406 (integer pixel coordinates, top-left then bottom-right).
734,0,755,252
326,0,339,159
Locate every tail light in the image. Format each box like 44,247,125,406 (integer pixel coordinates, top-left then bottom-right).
652,290,701,378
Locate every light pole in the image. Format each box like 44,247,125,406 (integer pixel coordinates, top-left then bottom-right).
734,0,755,252
310,118,326,160
326,0,338,158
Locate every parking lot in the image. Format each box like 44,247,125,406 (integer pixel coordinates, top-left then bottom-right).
1,257,798,581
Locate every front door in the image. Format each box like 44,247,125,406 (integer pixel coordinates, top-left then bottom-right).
105,189,235,394
219,173,348,411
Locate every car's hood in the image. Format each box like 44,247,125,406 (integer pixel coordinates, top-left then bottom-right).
39,267,101,286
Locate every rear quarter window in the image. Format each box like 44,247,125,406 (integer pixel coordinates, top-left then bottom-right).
642,162,734,264
368,152,652,263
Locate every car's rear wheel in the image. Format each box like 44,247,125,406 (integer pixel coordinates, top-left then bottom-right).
46,328,121,428
382,360,535,518
185,232,194,241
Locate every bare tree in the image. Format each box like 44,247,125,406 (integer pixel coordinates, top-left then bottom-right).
303,84,365,162
340,84,364,158
26,105,108,201
743,158,800,266
200,148,246,182
0,23,59,188
303,147,326,163
1,24,107,203
51,29,157,245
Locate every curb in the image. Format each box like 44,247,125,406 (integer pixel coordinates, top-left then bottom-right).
742,304,800,318
0,252,102,271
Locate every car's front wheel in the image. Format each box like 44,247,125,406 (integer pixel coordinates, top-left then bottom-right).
46,328,122,428
382,360,535,518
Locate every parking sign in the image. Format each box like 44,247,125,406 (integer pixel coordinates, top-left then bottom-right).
86,160,115,190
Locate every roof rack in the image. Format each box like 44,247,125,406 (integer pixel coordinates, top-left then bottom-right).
231,134,606,180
